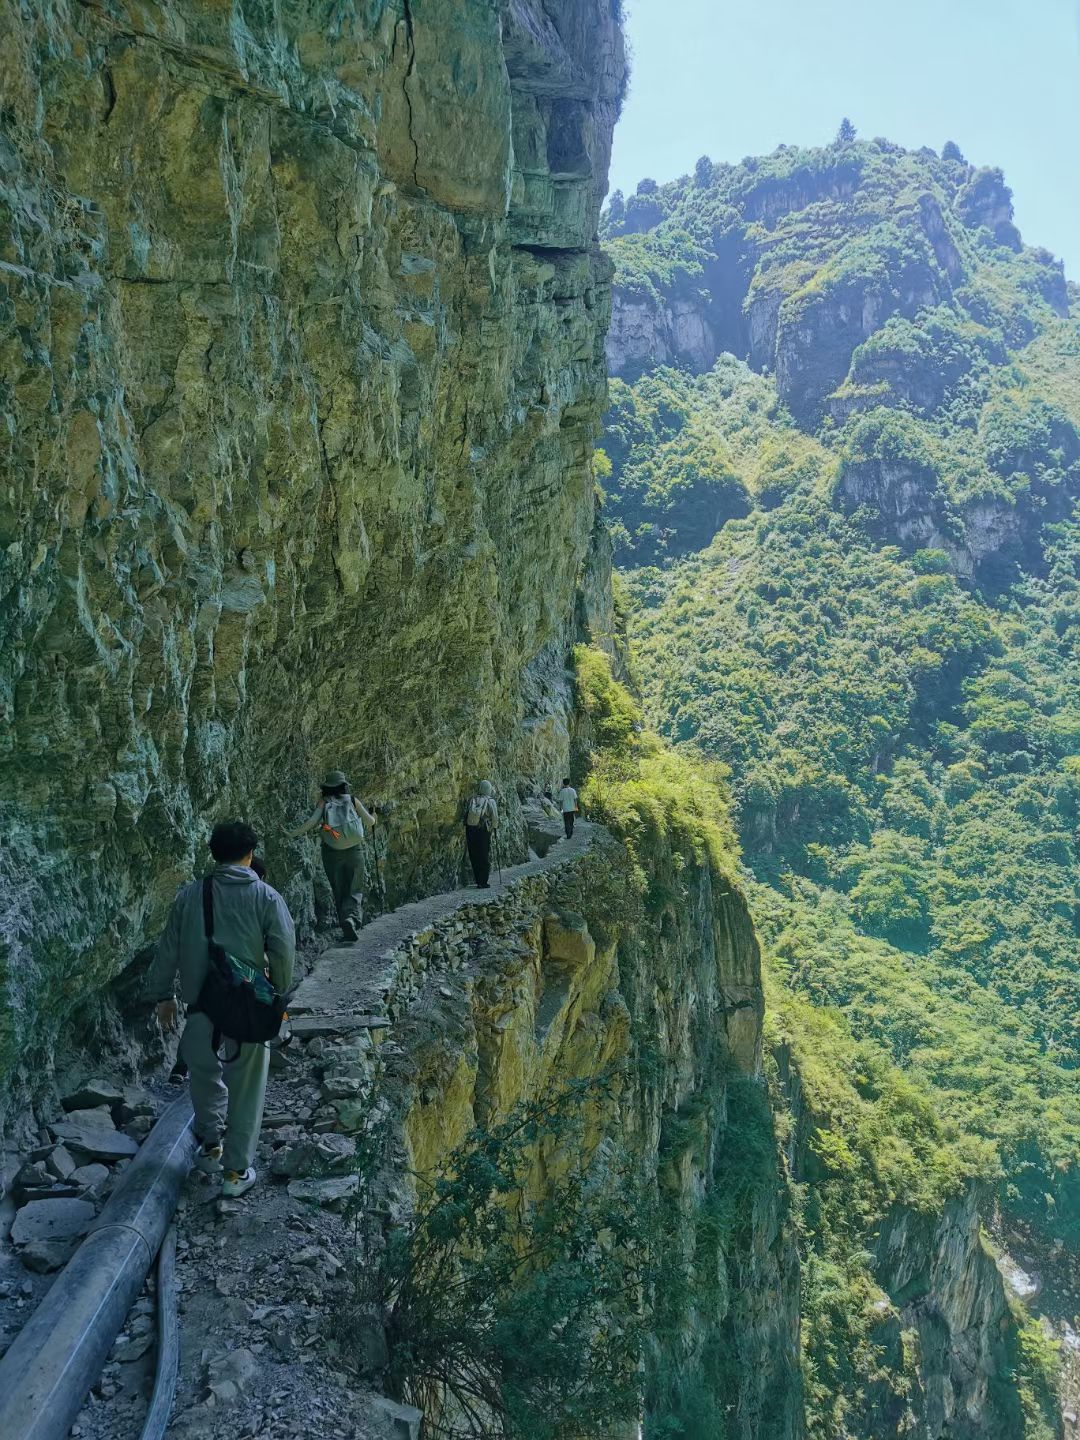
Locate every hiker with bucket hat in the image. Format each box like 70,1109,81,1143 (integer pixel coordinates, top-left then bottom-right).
289,771,376,940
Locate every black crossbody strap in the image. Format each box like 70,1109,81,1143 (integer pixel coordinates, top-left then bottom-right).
201,876,225,1056
202,875,215,940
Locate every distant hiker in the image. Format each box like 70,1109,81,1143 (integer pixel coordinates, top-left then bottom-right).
289,770,375,941
147,819,295,1198
464,780,499,889
558,778,579,839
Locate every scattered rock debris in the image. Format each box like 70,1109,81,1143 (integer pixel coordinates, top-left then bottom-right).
1,819,589,1439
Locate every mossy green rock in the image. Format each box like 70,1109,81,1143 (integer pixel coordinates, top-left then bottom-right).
0,0,625,1115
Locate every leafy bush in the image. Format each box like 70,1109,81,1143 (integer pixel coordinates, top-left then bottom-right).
338,1083,649,1440
602,359,828,561
573,644,738,882
606,229,707,301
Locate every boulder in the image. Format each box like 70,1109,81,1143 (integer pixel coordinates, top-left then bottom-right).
289,1244,344,1274
12,1197,95,1247
70,1163,110,1190
45,1145,76,1181
14,1160,54,1195
62,1107,117,1131
369,1396,423,1440
289,1014,390,1040
61,1080,125,1112
113,1332,154,1363
286,1175,359,1209
270,1135,354,1180
543,910,596,969
206,1347,259,1404
117,1089,158,1123
334,1100,370,1133
18,1237,79,1273
50,1122,138,1161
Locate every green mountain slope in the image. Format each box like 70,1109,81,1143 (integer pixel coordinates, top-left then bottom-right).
602,135,1080,1434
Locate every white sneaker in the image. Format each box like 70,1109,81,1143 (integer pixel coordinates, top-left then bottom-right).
194,1142,223,1175
222,1167,257,1198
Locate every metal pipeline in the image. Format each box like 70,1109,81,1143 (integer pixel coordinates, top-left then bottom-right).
0,1095,194,1440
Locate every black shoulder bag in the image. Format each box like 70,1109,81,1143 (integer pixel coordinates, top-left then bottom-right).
194,876,286,1053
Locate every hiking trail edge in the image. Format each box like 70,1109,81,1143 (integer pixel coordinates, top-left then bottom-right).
291,819,596,1028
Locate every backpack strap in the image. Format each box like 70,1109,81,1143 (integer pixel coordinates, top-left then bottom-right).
321,797,342,841
200,877,225,1057
202,875,215,939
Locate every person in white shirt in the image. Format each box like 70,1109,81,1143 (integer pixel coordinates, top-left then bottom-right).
557,778,579,839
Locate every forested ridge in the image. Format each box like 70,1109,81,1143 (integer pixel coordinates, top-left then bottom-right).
601,133,1080,1435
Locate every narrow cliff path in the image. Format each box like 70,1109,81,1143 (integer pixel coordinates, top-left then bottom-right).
292,818,596,1028
65,816,598,1440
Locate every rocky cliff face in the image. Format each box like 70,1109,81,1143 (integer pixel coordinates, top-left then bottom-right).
775,1044,1023,1440
606,288,720,380
387,818,801,1437
0,0,625,1110
870,1194,1015,1439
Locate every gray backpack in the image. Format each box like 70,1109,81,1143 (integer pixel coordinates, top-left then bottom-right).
322,795,364,850
466,795,495,830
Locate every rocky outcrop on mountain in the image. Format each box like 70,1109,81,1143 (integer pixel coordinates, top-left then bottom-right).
871,1192,1017,1440
775,1043,1030,1440
0,0,625,1111
740,192,966,420
834,452,1046,582
837,454,953,551
768,254,948,420
955,167,1022,250
604,143,1067,426
606,290,719,379
833,387,1080,580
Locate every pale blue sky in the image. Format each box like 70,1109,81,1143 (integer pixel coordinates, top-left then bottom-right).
609,0,1080,278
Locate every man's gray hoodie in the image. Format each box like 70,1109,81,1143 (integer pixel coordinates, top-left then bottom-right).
146,864,295,1005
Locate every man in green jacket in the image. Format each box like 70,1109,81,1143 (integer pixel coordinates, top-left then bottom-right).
147,820,295,1197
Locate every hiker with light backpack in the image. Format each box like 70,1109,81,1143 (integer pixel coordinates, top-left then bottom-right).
148,820,295,1198
289,770,376,940
464,780,499,889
